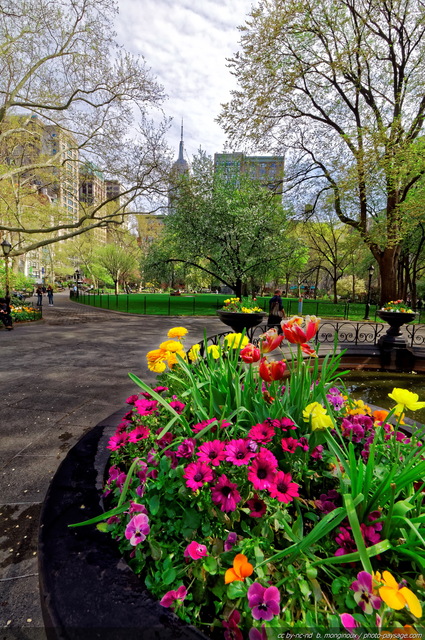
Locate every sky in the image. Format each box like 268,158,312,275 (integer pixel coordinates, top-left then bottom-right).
114,0,254,164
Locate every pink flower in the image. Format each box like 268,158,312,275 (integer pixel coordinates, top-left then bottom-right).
184,540,208,560
340,613,359,635
240,343,261,363
159,585,187,608
125,394,139,404
335,527,357,556
191,418,218,434
134,398,158,415
350,571,382,614
183,461,214,491
176,438,196,458
107,432,129,451
246,494,267,518
129,502,147,514
248,422,275,444
222,610,243,640
311,445,324,460
196,439,226,466
279,417,297,430
247,582,280,621
224,532,238,551
225,439,256,466
127,426,150,443
211,474,242,512
124,513,150,546
249,626,268,640
268,471,299,503
155,429,174,449
247,448,278,490
169,399,185,414
281,437,301,453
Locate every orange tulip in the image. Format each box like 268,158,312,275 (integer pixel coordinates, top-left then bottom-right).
281,315,320,345
224,553,254,584
258,358,287,382
259,328,283,353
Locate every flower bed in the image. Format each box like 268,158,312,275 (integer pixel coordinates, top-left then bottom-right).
73,317,425,638
10,303,41,322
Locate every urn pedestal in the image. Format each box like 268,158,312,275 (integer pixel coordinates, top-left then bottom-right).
216,310,267,333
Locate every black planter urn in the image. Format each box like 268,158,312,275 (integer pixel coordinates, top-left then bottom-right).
216,310,267,333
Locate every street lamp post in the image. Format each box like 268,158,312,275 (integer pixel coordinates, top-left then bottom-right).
75,269,80,299
1,239,12,300
364,265,375,320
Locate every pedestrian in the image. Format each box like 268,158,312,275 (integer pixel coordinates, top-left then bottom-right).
47,285,54,306
0,297,13,330
267,289,286,334
417,298,423,312
36,286,43,306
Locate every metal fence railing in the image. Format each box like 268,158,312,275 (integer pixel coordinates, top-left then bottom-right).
70,291,425,324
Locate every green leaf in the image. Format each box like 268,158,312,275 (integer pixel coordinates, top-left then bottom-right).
181,508,201,537
227,581,247,599
162,567,177,585
202,556,218,575
148,494,160,516
148,539,163,561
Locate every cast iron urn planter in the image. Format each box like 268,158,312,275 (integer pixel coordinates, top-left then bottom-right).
377,310,417,347
216,310,267,333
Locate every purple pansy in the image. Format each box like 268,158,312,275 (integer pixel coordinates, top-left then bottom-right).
350,571,382,614
247,582,280,621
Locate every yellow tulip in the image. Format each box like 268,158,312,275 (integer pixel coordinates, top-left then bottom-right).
388,388,425,413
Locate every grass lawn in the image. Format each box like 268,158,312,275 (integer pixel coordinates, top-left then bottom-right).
76,292,386,322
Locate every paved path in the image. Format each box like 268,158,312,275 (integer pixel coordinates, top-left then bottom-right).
0,292,224,635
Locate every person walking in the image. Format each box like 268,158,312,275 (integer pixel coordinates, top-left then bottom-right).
47,285,54,306
267,289,286,333
36,286,43,306
0,297,13,330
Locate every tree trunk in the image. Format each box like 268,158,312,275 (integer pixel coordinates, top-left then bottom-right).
234,278,243,298
374,247,400,304
114,279,119,295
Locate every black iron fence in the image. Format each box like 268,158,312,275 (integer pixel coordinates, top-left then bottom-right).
200,321,425,351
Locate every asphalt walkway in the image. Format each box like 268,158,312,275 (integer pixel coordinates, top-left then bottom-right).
0,292,224,635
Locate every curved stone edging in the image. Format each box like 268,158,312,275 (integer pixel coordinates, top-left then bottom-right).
38,409,209,640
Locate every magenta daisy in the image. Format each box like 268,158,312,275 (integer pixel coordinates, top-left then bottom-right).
107,432,129,451
169,399,185,414
247,448,278,490
183,461,214,491
176,438,196,458
125,394,139,404
211,474,241,512
268,471,299,503
191,418,218,434
281,437,301,453
197,439,226,466
225,439,256,466
134,398,158,415
127,426,150,443
248,422,275,444
246,494,267,518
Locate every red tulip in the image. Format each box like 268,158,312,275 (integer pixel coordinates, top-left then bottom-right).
259,357,287,382
240,343,261,363
281,315,320,345
260,328,284,353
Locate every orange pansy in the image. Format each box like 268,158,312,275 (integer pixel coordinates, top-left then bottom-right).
224,553,254,584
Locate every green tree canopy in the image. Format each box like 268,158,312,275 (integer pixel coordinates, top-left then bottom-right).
145,152,295,298
219,0,425,303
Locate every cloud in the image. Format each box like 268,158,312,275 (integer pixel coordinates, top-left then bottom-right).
116,0,254,162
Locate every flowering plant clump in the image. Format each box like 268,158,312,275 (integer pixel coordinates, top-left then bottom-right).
75,319,425,637
381,300,414,313
10,304,41,322
221,296,264,314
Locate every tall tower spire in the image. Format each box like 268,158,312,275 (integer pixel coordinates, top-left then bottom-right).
178,119,185,163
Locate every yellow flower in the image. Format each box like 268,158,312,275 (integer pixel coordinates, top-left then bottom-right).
148,360,167,373
374,571,422,619
388,388,425,413
146,348,167,363
167,327,188,339
159,340,184,352
303,402,333,430
166,349,186,369
224,333,249,349
188,344,201,362
346,399,372,416
207,344,221,359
